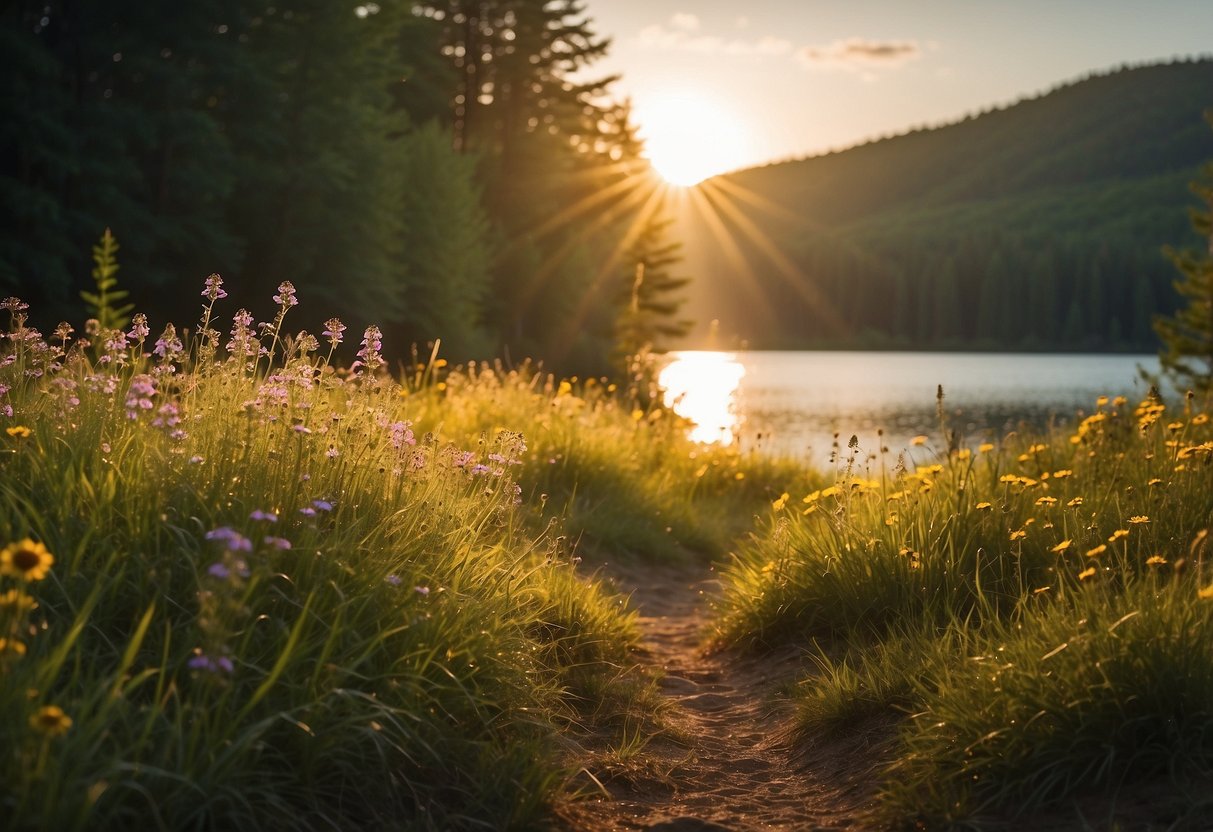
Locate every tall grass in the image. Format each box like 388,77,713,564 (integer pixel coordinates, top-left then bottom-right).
0,285,661,830
716,392,1213,824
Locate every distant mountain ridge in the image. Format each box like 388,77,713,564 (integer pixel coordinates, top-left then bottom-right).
677,58,1213,351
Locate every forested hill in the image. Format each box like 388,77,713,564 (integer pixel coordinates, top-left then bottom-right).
678,59,1213,351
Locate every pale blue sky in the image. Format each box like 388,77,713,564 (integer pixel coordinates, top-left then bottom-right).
584,0,1213,173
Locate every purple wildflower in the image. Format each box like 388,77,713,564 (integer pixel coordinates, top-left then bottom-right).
249,510,278,523
188,652,234,674
322,318,346,348
1,297,28,312
414,586,430,597
311,499,333,512
124,374,156,419
299,507,316,517
202,274,228,302
387,420,415,450
127,313,150,344
385,574,403,586
189,455,205,464
263,536,292,550
352,325,384,376
207,562,231,579
273,281,298,308
205,527,253,553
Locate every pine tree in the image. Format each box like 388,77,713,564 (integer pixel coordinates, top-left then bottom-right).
613,212,692,367
1154,111,1213,394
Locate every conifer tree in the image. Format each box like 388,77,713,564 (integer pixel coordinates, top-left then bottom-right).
613,211,692,366
1154,111,1213,394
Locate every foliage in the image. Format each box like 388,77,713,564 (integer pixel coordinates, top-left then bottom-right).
1156,110,1213,394
716,392,1213,824
613,211,693,369
684,60,1213,350
79,228,133,332
0,280,659,830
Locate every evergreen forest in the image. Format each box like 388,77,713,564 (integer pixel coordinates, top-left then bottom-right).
0,0,678,371
679,59,1213,351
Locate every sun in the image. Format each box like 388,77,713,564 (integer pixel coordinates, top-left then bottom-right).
636,92,749,187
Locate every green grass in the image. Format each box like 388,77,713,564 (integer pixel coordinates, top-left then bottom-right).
715,394,1213,825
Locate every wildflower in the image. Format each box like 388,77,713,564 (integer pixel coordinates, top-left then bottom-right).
322,318,345,348
1051,539,1072,553
772,493,789,511
1078,566,1097,581
734,472,745,481
1128,515,1150,524
1113,396,1127,407
352,325,384,376
1108,529,1130,543
1066,497,1084,507
204,527,253,553
1036,496,1058,506
1010,529,1028,541
0,638,27,657
1051,469,1073,479
414,585,430,596
1,297,29,312
6,426,31,438
978,442,995,453
1167,421,1185,432
207,562,231,579
249,510,278,523
385,574,402,586
975,501,992,511
127,313,150,344
0,589,37,612
29,705,72,736
124,374,156,419
1199,584,1213,600
911,435,928,446
273,281,298,308
263,536,291,550
0,539,54,581
631,409,645,421
386,420,415,449
1096,395,1109,407
293,424,311,434
1086,544,1107,558
1194,413,1210,426
188,651,235,674
189,455,205,465
202,274,227,302
1146,555,1167,565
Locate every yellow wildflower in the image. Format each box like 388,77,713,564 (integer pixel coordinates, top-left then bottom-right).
772,493,789,511
1167,421,1184,432
1148,478,1163,486
1066,497,1084,507
1193,413,1210,425
1010,529,1028,541
29,705,72,737
0,539,54,582
733,472,745,481
1086,544,1107,558
1200,584,1213,600
557,380,572,396
0,589,36,612
0,638,27,658
911,435,928,446
1051,469,1073,479
978,442,995,453
1096,395,1109,407
1078,567,1096,581
975,502,992,511
631,409,644,422
1113,396,1127,407
1128,515,1149,525
1146,555,1167,566
1108,529,1130,543
5,426,31,438
1051,539,1072,553
1035,496,1058,506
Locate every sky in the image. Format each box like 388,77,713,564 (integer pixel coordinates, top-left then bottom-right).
582,0,1213,181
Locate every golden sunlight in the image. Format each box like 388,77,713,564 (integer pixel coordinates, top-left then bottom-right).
658,351,746,444
637,92,748,187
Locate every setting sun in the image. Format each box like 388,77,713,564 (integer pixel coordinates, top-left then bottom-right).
637,92,749,187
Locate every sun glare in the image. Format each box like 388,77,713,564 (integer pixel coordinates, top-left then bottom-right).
637,92,748,187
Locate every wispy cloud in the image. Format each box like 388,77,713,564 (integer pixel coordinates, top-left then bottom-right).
636,15,792,57
796,38,922,72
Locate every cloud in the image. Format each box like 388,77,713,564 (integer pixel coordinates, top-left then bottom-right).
636,16,791,57
796,38,922,72
670,12,699,32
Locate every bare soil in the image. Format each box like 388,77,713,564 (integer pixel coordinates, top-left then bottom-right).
558,562,886,832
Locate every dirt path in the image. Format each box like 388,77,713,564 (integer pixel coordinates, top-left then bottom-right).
559,562,882,832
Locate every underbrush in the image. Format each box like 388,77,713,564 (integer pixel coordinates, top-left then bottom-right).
716,394,1213,825
0,283,666,830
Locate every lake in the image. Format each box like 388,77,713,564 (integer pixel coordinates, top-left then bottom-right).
658,351,1165,467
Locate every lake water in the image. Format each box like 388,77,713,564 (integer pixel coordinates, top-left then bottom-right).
658,351,1164,466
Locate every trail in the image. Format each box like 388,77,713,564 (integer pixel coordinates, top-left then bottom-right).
560,563,883,832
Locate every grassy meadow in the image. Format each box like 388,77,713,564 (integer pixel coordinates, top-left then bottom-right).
0,282,804,830
715,393,1213,826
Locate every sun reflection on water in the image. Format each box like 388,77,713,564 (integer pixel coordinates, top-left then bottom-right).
658,351,746,444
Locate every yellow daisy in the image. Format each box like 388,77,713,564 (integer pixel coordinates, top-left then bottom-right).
0,539,54,581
